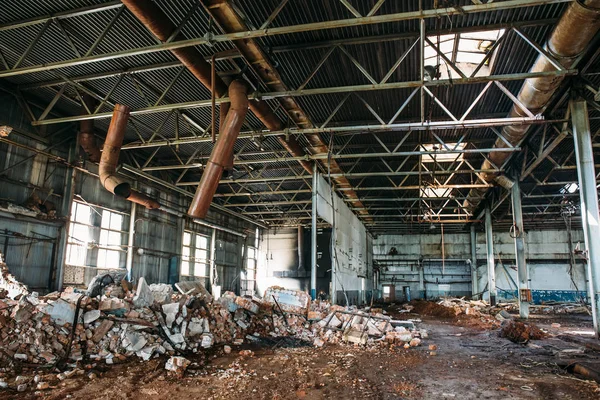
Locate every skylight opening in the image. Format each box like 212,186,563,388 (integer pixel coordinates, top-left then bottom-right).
420,142,466,163
424,29,505,79
560,182,579,194
420,187,451,198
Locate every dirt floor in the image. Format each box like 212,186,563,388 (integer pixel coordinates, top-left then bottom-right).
2,304,600,400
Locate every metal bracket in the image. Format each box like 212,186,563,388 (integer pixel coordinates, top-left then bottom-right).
203,31,215,47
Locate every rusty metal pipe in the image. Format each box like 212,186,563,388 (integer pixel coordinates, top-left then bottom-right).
79,93,101,162
466,0,600,210
121,0,312,174
188,80,249,218
100,104,160,209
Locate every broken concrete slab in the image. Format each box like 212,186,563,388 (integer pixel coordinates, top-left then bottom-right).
263,286,311,315
175,280,212,303
162,303,179,328
83,310,100,325
148,283,173,304
133,277,154,308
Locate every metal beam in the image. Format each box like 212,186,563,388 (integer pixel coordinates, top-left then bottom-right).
31,69,575,127
512,179,530,318
0,1,123,32
571,98,600,338
18,18,558,91
0,0,570,79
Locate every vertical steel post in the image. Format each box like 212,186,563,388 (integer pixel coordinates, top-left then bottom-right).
57,139,77,291
571,98,600,337
512,180,530,318
126,201,137,281
470,225,478,297
311,168,318,300
210,228,216,290
485,205,497,305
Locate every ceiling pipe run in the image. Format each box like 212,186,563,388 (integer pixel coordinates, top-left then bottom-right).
121,0,313,175
100,104,161,210
188,80,248,219
466,0,600,210
78,93,101,162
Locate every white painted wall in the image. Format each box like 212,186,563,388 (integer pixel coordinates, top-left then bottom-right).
374,229,588,301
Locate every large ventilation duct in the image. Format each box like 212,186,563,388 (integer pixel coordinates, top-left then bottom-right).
121,0,313,175
78,94,101,162
466,0,600,210
188,80,249,218
100,104,161,210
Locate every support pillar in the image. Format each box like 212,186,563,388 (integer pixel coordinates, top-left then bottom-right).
418,263,425,299
125,201,137,281
56,139,77,291
485,205,497,305
512,180,530,318
571,98,600,338
311,168,318,300
470,225,478,297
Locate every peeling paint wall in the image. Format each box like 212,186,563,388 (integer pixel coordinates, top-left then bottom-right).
374,229,587,303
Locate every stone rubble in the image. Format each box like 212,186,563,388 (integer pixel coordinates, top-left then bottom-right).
0,254,429,392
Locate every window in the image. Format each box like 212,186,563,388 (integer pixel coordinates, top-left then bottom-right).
65,200,127,269
421,142,466,163
241,228,259,296
66,202,92,266
181,231,210,277
97,209,124,269
424,29,504,79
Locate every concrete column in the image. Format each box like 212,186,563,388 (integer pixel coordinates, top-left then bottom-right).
418,263,425,299
571,98,600,338
311,168,318,300
56,139,77,291
470,225,478,297
485,205,497,305
512,180,530,318
125,201,137,281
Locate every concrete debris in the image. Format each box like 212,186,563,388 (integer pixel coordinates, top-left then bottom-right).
165,356,191,377
132,277,154,308
0,254,29,299
264,287,311,315
148,283,173,304
500,320,546,344
0,257,429,386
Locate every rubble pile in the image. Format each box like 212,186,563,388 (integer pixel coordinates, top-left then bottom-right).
0,261,428,379
0,253,29,299
499,320,546,343
437,297,492,317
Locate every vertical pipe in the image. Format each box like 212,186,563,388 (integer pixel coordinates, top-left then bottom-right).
126,201,137,281
571,98,600,338
297,225,304,270
512,180,530,318
311,168,318,300
211,54,216,144
210,228,217,292
470,225,478,297
485,205,497,305
419,18,425,123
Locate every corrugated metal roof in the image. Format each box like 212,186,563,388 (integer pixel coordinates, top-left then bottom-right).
0,0,597,229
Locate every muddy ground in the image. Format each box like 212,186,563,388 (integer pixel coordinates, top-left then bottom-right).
1,304,599,400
